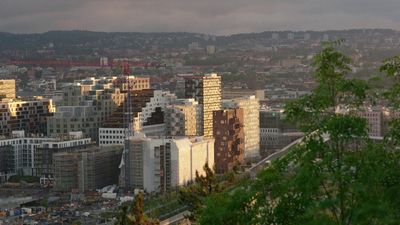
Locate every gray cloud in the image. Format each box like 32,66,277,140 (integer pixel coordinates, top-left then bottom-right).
0,0,399,35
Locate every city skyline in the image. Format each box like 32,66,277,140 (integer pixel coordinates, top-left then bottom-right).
1,1,400,221
1,0,400,35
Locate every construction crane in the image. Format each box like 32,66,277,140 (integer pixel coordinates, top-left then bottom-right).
122,60,133,191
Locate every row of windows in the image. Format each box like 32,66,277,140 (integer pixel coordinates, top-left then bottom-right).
99,140,123,144
100,130,125,134
100,135,124,139
0,139,44,146
260,129,280,133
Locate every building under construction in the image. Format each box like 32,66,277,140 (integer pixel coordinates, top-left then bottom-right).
53,146,123,192
33,136,93,177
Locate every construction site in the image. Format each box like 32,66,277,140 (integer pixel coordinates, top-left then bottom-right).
53,145,123,193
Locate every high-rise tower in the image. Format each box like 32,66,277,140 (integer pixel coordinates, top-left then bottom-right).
185,73,221,138
223,95,260,161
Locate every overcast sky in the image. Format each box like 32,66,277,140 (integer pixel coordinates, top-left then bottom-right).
0,0,399,35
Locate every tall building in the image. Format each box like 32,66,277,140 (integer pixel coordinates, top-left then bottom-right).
99,90,177,145
53,146,122,192
122,135,214,193
0,97,55,137
185,73,221,137
165,99,201,136
0,80,16,100
213,108,244,174
48,76,142,141
223,96,260,160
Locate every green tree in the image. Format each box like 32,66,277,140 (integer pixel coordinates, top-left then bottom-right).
115,205,130,225
129,192,147,225
198,43,400,225
194,163,219,195
179,163,220,220
285,41,369,132
115,192,159,225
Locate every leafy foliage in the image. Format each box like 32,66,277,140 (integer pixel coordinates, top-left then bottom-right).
198,44,400,225
285,42,369,132
178,163,220,219
115,192,160,225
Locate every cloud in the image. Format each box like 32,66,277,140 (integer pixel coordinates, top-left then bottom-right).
0,0,399,35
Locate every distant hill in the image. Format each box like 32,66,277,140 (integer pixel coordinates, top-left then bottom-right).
0,29,399,55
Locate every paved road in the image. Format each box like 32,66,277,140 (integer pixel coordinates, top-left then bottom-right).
248,136,304,177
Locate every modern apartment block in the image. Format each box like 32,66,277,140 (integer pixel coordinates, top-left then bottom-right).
113,76,150,91
213,108,244,174
121,135,214,193
0,97,55,137
223,95,260,160
165,98,201,136
0,131,92,181
53,146,123,192
0,131,54,181
61,77,127,107
0,79,16,100
47,106,99,141
0,145,13,183
222,88,265,100
259,110,302,157
48,77,129,141
355,109,384,137
99,90,177,145
185,73,221,137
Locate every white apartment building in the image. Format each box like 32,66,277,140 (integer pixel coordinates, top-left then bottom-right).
99,124,166,146
223,95,260,160
122,135,214,193
355,109,384,137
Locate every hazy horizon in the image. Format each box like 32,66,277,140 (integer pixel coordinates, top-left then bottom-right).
1,27,399,36
1,0,400,35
